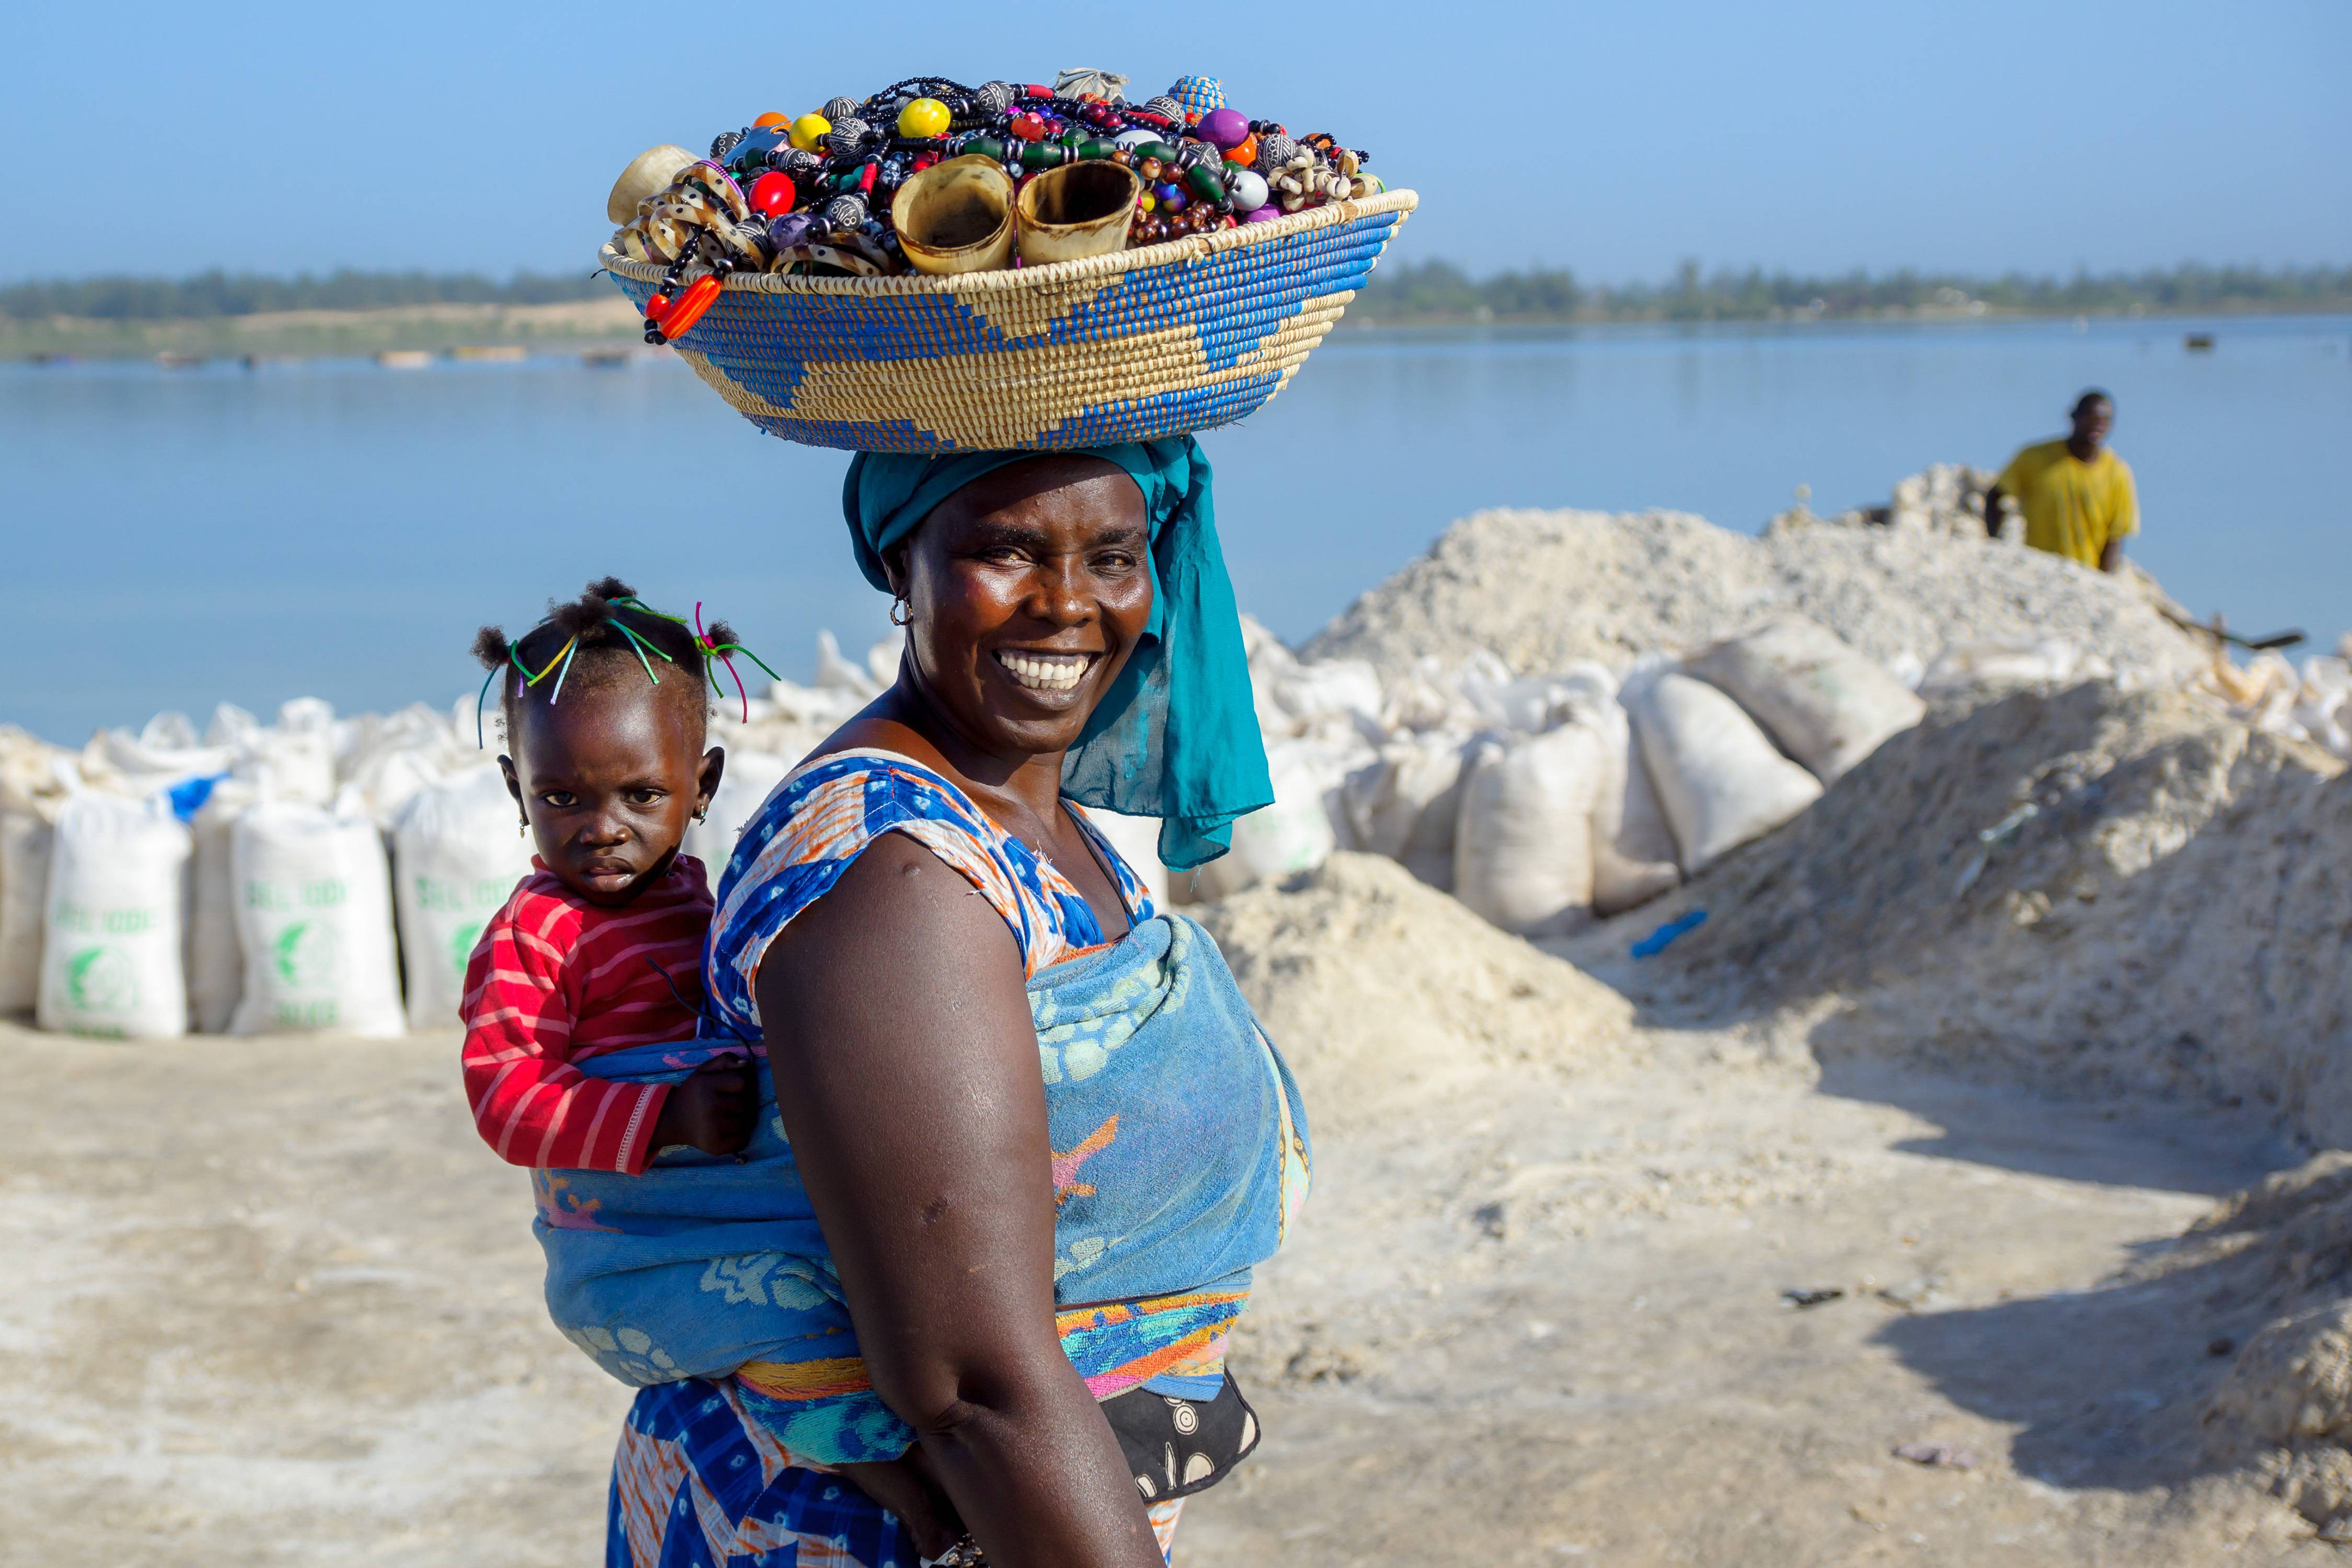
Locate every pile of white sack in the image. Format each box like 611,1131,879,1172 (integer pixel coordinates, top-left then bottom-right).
10,591,2344,1039
1192,613,1927,934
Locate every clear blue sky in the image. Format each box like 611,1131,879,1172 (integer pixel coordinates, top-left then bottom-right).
7,1,2346,285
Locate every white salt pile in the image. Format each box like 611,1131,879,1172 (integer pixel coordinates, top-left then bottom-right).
1304,501,2208,686
1193,852,1632,1131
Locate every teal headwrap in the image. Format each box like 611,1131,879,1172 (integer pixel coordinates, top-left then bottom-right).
841,435,1272,870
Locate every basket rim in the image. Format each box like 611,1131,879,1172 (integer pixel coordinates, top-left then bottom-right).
599,188,1417,299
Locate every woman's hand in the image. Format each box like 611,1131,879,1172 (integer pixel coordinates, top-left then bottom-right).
838,1450,963,1561
757,835,1163,1567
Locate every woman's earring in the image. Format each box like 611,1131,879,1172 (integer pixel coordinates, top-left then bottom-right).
694,808,708,823
889,596,912,627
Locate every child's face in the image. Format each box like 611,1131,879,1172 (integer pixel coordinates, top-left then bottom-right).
500,676,723,907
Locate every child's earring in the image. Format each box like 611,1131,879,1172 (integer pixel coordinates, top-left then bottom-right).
517,813,529,838
889,595,911,627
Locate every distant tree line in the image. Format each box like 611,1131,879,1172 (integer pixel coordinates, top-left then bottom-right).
0,269,608,320
6,258,2347,325
1357,258,2352,322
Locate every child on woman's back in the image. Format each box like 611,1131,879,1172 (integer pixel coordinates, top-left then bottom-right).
460,578,756,1174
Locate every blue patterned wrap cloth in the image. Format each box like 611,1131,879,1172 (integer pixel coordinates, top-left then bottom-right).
534,910,1310,1465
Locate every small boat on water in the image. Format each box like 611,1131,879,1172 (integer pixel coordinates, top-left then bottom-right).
153,351,206,370
447,344,527,362
580,347,635,368
375,349,432,370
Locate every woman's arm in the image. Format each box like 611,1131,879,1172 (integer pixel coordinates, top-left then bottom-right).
755,833,1162,1567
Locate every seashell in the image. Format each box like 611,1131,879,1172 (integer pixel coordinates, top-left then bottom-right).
1053,67,1130,103
890,155,1017,275
821,96,859,122
1015,159,1140,265
606,144,697,225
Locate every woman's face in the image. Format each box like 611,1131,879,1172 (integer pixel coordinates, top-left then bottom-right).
891,456,1154,759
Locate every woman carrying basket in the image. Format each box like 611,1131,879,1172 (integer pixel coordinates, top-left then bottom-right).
585,438,1308,1566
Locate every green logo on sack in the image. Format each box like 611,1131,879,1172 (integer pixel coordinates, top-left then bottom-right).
448,920,486,981
271,920,342,990
64,945,136,1014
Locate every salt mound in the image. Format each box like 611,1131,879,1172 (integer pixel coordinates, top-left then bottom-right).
1305,506,2205,686
1592,682,2352,1144
1194,852,1633,1128
2175,1157,2352,1531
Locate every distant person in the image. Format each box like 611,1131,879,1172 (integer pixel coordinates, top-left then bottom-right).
1984,389,2138,572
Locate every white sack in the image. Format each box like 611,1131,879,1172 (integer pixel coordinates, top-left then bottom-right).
36,793,190,1039
1684,617,1926,783
187,779,259,1033
1551,666,1681,917
1,811,57,1013
683,751,794,894
1342,731,1472,891
1919,639,2082,697
392,765,537,1030
230,803,404,1037
1630,672,1824,874
1079,808,1171,910
1453,722,1608,937
1191,740,1345,901
1271,660,1385,732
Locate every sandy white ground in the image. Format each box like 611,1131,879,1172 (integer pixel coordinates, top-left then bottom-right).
1,956,2330,1565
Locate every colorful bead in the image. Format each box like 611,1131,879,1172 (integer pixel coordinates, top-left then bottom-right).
897,97,951,139
1154,182,1186,212
1196,107,1249,150
1142,95,1183,121
821,96,859,121
1008,111,1050,142
752,111,789,129
974,80,1016,115
1224,168,1269,211
747,170,798,216
1243,204,1279,223
1253,133,1297,174
1167,76,1225,115
790,113,831,152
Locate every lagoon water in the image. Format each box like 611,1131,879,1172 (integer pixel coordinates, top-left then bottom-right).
7,313,2348,744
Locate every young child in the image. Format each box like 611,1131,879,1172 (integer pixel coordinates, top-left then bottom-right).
460,577,759,1174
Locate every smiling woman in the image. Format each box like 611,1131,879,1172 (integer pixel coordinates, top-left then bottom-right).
587,436,1307,1568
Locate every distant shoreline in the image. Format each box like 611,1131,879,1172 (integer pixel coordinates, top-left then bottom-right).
0,297,642,362
8,297,2349,364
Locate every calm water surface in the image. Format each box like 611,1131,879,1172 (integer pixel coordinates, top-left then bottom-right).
7,314,2347,743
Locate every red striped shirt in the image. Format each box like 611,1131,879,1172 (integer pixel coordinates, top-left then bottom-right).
459,856,713,1174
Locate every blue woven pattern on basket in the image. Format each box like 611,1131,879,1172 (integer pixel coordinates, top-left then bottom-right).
607,210,1402,453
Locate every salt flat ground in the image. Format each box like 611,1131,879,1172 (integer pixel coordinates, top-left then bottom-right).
0,1020,2324,1566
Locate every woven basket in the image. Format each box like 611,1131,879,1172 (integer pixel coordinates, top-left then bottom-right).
599,189,1415,453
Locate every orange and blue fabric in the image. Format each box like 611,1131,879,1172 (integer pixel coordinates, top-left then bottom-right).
539,748,1310,1483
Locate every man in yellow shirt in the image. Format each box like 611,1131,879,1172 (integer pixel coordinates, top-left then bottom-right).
1986,389,2138,572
